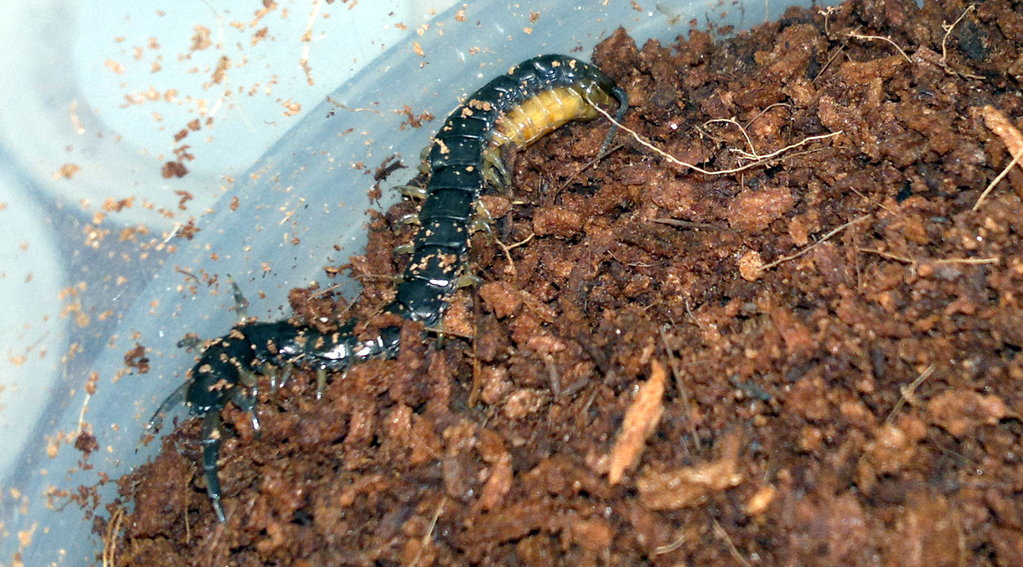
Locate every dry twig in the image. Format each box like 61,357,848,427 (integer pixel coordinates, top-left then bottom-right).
326,96,384,116
606,359,668,484
650,218,730,232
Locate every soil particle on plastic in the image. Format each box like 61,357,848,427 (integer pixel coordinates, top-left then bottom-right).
110,1,1023,565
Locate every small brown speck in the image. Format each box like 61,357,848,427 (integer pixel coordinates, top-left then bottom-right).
175,190,194,211
104,59,125,74
161,161,189,178
191,25,212,51
74,431,99,455
56,163,80,180
211,55,230,84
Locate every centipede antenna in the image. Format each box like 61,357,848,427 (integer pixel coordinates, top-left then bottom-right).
599,86,630,155
141,380,189,442
229,277,250,322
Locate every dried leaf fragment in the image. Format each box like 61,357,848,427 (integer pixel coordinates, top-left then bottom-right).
981,105,1023,170
606,359,667,484
738,250,764,281
636,433,743,510
927,389,1008,437
479,453,512,511
974,105,1023,208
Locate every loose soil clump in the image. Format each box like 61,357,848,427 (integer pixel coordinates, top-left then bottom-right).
109,1,1023,565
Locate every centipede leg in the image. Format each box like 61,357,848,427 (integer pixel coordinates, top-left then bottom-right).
417,145,432,174
316,368,328,400
393,241,416,255
229,388,261,434
201,410,227,523
268,364,293,393
229,278,251,321
482,147,511,191
454,274,482,289
397,184,428,200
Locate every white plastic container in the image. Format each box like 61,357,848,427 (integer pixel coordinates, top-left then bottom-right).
0,1,830,564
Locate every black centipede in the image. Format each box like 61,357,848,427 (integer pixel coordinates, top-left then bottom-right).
145,54,628,523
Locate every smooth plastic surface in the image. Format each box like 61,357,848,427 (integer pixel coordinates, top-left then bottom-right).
0,1,830,564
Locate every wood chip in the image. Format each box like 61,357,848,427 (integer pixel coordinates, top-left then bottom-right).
981,105,1023,169
974,105,1023,208
606,359,667,484
636,433,743,510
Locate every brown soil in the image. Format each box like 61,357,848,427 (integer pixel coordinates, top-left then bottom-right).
108,0,1023,565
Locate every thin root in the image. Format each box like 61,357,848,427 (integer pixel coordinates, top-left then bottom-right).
588,100,842,176
712,518,753,567
495,233,535,276
859,248,999,266
885,363,937,425
759,215,870,271
847,30,912,64
101,506,126,567
940,4,983,80
659,326,699,455
407,496,446,567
